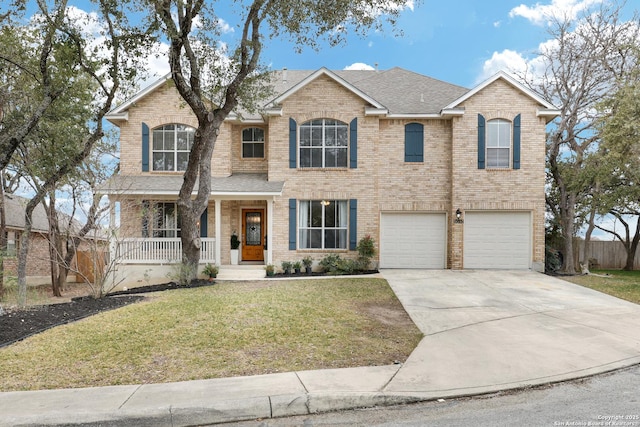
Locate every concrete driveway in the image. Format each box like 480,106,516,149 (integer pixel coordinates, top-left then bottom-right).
381,269,640,398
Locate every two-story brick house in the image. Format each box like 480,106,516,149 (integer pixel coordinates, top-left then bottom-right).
101,67,557,287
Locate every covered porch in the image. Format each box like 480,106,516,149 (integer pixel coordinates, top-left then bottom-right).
101,173,284,268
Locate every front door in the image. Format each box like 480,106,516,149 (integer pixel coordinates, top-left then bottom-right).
242,209,264,261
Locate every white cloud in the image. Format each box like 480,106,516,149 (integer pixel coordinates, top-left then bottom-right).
343,62,376,71
509,0,603,26
493,20,502,28
478,49,528,82
368,41,374,48
216,18,234,34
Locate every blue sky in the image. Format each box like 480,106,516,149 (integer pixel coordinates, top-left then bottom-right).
58,0,637,89
137,0,636,89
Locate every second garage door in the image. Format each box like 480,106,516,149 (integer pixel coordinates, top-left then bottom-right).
380,213,446,269
464,211,531,269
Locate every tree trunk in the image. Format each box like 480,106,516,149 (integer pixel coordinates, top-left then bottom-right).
46,197,64,297
560,192,577,274
0,175,5,299
581,206,597,274
178,123,218,279
623,216,640,271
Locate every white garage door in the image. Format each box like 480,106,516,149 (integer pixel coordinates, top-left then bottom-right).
464,212,531,269
380,213,446,269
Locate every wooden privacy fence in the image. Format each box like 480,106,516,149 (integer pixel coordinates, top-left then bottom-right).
75,250,106,284
571,239,640,270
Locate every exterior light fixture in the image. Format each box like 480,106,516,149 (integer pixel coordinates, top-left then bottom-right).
321,200,331,206
455,209,464,223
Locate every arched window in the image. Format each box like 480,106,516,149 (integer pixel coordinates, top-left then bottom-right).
242,127,265,158
152,124,195,171
299,119,348,168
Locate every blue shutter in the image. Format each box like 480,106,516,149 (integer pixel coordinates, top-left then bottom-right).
142,122,150,172
200,208,208,237
477,114,486,169
289,118,297,169
513,114,521,170
349,199,357,251
350,118,358,168
289,198,297,250
404,123,424,162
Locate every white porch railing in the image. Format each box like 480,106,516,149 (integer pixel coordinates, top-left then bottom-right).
116,238,216,264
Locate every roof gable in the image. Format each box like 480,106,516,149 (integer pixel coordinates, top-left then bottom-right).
266,67,386,110
443,71,559,120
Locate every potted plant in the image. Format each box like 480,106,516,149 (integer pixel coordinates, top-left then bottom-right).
292,260,302,274
202,263,218,281
281,260,292,275
230,231,240,265
264,264,275,277
302,256,313,274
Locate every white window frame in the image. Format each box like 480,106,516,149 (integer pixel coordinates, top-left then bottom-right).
299,119,349,168
298,200,348,249
142,201,181,238
241,127,265,158
486,119,511,169
152,124,195,172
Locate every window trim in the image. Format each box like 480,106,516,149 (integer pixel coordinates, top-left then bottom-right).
142,201,181,238
299,118,349,169
151,124,195,172
241,126,265,159
486,118,512,169
298,200,349,249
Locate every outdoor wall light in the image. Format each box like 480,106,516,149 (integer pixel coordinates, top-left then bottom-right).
455,208,464,223
321,200,331,206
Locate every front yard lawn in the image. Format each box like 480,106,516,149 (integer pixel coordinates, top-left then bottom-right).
0,278,422,391
561,269,640,304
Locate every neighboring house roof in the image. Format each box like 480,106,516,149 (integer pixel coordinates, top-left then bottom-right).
105,67,557,122
4,194,51,233
98,173,285,199
3,194,96,236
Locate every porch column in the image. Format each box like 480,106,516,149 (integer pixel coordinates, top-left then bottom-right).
215,198,222,266
267,198,274,264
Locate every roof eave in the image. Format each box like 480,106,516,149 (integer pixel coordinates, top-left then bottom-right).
537,108,561,123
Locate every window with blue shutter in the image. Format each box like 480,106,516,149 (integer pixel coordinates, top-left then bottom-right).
477,114,486,169
350,118,358,168
200,208,208,237
289,199,297,249
513,114,521,170
142,123,150,172
289,118,297,168
404,123,424,162
349,199,357,250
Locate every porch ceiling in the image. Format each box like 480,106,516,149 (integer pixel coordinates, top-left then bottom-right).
98,173,284,200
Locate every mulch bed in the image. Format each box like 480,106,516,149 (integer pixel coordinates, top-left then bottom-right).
0,280,214,348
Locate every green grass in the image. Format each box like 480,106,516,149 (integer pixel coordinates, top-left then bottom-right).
562,269,640,304
0,278,422,391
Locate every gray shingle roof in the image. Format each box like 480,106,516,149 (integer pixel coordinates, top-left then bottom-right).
4,194,50,232
267,67,469,115
98,173,284,196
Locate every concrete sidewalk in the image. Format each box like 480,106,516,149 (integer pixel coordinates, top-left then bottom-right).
2,270,640,426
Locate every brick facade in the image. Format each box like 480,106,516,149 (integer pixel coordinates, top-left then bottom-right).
107,69,553,279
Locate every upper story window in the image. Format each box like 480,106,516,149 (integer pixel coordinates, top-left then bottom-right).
152,124,195,172
404,123,424,162
486,119,511,169
299,119,348,168
242,127,265,158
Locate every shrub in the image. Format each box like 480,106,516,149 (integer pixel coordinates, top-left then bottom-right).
319,254,357,275
167,262,197,286
356,235,377,271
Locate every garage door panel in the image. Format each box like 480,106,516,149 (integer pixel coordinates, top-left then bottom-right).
380,213,446,269
464,212,530,269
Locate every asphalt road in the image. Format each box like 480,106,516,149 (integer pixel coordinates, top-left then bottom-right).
222,365,640,427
